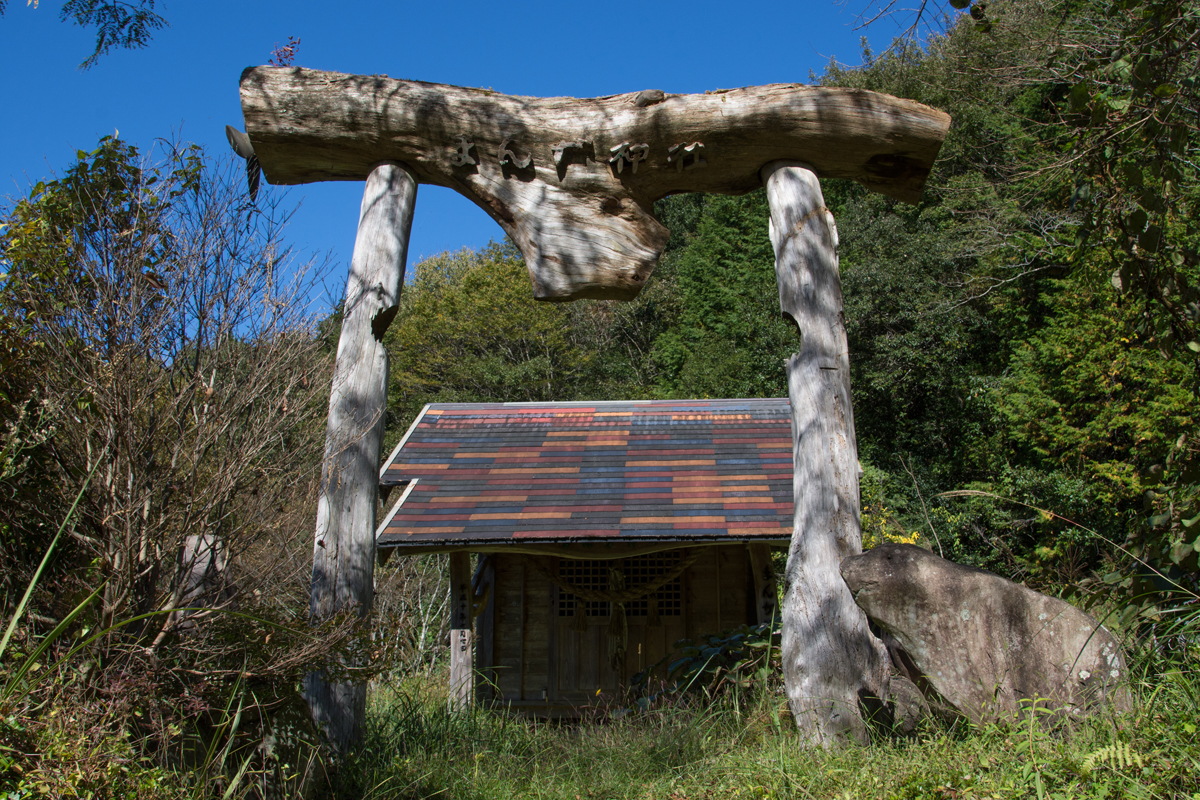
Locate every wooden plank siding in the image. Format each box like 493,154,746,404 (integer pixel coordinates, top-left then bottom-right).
522,558,552,703
474,556,496,702
718,545,748,631
492,557,524,701
481,545,756,716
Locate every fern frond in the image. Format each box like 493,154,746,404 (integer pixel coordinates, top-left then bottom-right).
1082,742,1144,774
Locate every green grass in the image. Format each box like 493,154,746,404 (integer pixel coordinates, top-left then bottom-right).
4,638,1197,799
336,655,1200,800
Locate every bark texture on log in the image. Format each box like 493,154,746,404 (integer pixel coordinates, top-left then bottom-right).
239,67,950,301
305,162,416,752
764,161,890,746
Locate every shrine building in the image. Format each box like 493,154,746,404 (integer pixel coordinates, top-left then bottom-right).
375,398,793,717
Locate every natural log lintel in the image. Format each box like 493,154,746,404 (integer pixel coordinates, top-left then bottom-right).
239,67,949,300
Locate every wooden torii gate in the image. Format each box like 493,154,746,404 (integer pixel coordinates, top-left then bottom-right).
233,67,950,750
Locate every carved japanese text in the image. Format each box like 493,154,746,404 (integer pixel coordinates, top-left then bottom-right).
668,142,706,171
498,138,532,169
449,136,476,167
552,140,588,168
609,142,650,174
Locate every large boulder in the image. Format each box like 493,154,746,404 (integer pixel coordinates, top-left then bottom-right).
840,544,1131,725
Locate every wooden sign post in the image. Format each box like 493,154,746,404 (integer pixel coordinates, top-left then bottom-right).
235,67,949,749
448,552,474,710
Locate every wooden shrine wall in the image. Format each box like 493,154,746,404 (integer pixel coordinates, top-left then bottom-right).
476,545,756,716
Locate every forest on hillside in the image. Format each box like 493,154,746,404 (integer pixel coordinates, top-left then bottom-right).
0,0,1197,795
381,0,1198,613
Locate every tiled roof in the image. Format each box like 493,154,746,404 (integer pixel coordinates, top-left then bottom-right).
376,399,795,549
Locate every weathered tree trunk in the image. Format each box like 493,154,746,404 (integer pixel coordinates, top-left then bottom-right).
448,551,474,710
764,161,890,746
306,162,417,752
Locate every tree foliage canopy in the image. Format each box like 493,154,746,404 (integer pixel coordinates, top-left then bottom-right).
367,0,1199,617
0,0,166,68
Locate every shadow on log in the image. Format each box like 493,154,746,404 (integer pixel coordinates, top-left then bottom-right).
238,68,950,300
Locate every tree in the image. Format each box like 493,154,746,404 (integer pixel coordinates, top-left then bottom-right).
385,244,607,435
649,192,796,400
0,0,166,68
1041,0,1200,595
845,0,1200,607
0,136,330,641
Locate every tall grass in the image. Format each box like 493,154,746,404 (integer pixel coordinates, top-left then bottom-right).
5,604,1195,798
0,464,325,799
343,636,1198,800
4,467,1195,798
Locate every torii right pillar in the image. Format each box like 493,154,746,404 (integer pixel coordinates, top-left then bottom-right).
764,161,889,746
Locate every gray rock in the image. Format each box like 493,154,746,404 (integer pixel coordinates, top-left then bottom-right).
876,629,958,730
633,89,666,107
841,544,1131,725
886,673,930,735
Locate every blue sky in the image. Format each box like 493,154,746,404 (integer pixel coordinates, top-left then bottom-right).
1,0,909,311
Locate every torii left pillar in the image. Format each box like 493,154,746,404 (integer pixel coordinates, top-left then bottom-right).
306,162,416,752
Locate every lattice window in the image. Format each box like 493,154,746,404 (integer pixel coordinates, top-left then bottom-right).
624,550,683,617
555,551,683,618
556,560,610,617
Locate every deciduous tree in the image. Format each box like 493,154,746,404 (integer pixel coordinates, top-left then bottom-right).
0,0,166,68
0,136,330,641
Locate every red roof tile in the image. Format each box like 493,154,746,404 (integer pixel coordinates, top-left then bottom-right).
377,399,795,549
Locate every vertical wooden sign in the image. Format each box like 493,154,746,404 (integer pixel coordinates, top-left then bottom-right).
448,551,474,710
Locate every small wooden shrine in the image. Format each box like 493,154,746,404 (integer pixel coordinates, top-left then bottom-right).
376,398,792,716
